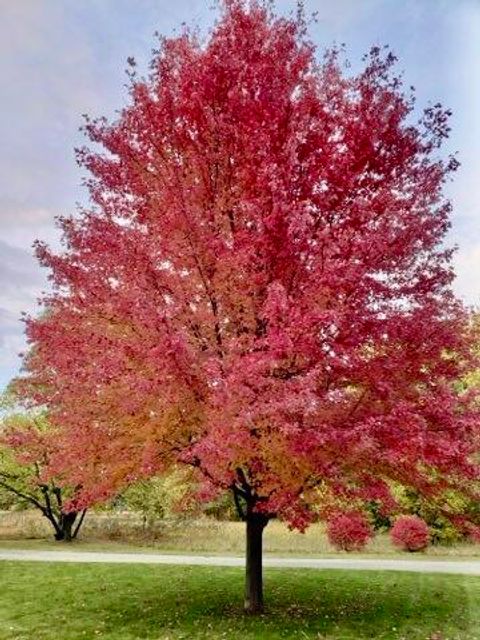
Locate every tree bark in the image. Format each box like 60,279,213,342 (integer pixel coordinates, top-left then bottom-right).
63,512,77,542
54,511,78,542
72,509,87,540
244,512,268,614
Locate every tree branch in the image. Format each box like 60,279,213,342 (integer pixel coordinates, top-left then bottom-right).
73,509,87,539
232,485,247,521
0,478,49,516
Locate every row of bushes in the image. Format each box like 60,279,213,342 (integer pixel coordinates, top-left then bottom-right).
2,463,478,550
327,511,480,553
104,482,480,552
366,488,480,545
327,512,429,552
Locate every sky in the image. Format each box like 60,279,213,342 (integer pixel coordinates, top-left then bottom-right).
0,0,479,390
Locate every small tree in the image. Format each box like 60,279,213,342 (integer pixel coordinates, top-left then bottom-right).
17,0,480,613
120,470,192,527
0,394,86,542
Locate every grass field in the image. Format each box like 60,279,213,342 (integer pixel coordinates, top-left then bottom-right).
1,512,480,559
1,562,480,639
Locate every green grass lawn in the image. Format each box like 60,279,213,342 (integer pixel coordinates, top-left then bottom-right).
1,562,479,639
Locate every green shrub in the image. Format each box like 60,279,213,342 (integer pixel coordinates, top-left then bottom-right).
203,491,241,521
395,487,469,545
119,471,192,526
365,500,392,532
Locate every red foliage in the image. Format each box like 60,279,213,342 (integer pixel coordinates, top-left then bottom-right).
327,511,373,551
462,522,480,544
1,419,59,486
15,1,480,529
390,515,430,551
469,528,480,544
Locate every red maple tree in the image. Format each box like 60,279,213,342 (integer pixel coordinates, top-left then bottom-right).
0,398,87,542
18,1,479,613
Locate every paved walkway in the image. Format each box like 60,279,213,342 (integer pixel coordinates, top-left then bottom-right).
1,549,479,575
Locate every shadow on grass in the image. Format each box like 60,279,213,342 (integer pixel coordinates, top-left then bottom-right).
1,563,476,639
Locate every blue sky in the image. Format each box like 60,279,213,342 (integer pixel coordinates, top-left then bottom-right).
0,0,479,390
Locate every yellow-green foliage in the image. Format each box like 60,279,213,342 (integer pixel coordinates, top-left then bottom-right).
119,469,193,523
393,486,471,545
458,313,480,392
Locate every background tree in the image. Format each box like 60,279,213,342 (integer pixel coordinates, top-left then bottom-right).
119,469,194,528
0,392,86,542
17,0,480,613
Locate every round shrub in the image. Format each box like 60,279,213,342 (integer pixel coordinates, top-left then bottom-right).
465,523,480,544
327,511,373,551
390,515,430,551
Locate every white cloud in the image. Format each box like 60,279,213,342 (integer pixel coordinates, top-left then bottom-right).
0,241,47,315
0,207,60,255
0,240,49,389
452,243,480,310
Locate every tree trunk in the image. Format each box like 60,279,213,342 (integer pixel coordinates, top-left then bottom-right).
62,512,76,542
54,511,78,542
72,509,87,540
244,513,268,614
